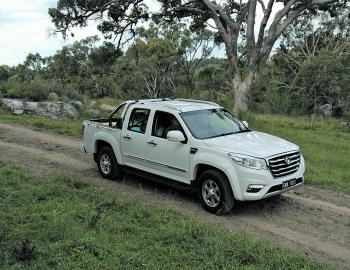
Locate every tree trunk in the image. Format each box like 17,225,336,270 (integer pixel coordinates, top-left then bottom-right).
232,75,254,114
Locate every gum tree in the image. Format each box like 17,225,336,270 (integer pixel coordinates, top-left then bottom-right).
49,0,345,112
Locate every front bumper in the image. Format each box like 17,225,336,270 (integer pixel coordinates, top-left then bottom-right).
227,155,305,201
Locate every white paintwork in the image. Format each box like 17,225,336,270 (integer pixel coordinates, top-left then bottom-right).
83,99,305,201
167,130,186,142
203,131,298,158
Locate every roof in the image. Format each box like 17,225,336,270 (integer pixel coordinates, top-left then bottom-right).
132,98,221,112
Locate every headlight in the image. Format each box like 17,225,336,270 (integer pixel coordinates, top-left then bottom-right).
228,153,268,170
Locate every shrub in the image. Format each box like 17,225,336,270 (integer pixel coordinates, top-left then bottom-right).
3,81,48,101
237,110,256,125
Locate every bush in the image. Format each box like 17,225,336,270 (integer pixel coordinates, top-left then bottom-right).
237,110,256,125
0,80,85,102
3,81,48,101
216,92,233,111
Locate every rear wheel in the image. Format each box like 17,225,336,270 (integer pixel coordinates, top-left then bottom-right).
198,170,235,214
97,146,120,180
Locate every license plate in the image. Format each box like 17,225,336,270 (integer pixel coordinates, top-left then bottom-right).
290,179,296,186
282,179,296,189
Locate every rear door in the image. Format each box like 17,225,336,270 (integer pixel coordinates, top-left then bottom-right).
121,107,151,170
146,110,191,184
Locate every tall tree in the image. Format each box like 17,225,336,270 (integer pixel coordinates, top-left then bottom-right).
115,38,177,98
48,0,346,111
138,22,215,94
46,36,99,84
0,65,10,82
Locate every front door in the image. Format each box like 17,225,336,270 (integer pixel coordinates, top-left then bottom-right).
121,107,151,170
146,110,190,184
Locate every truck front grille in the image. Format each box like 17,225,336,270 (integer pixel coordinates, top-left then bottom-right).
268,151,300,178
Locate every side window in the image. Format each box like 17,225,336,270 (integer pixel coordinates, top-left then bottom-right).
128,108,150,134
152,111,185,139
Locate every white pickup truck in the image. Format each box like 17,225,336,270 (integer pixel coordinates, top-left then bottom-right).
82,99,305,214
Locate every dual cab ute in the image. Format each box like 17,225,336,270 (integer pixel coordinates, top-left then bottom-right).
82,99,305,214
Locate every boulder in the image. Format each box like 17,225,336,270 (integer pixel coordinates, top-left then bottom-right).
13,109,24,115
69,100,84,111
61,96,70,102
317,104,332,117
2,98,79,120
88,109,101,118
100,104,115,112
48,92,59,101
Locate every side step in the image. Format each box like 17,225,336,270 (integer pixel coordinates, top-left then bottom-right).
122,166,194,191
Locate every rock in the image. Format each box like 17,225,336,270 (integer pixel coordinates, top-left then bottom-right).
69,100,83,110
88,109,101,117
63,103,79,119
100,104,115,112
61,96,70,103
317,104,332,117
2,98,79,120
48,92,58,101
13,109,24,115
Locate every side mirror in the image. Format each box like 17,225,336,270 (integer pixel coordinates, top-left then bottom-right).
242,120,249,128
167,130,186,143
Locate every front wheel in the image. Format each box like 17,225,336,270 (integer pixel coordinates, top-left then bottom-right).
97,146,120,180
198,170,235,214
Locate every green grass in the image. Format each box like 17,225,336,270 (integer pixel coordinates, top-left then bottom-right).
0,164,328,269
0,110,349,193
251,114,350,193
95,97,120,107
0,113,81,137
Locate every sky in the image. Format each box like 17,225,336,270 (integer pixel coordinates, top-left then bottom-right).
0,0,102,66
0,0,279,67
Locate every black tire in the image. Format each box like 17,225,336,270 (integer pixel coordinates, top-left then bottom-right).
97,146,121,180
197,170,235,214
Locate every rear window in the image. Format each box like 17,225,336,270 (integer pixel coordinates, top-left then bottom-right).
127,108,150,134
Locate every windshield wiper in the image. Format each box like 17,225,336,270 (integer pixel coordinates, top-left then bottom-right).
235,129,251,134
209,132,236,138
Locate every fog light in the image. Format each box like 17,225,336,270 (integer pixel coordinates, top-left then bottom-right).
247,184,265,193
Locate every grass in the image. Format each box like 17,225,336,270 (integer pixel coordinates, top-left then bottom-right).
0,112,82,137
0,109,349,193
0,164,328,269
251,114,350,193
95,97,120,107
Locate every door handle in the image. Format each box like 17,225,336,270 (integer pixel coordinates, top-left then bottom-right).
148,140,157,146
123,135,131,140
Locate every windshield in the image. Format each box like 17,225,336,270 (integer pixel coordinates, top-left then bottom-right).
180,108,250,139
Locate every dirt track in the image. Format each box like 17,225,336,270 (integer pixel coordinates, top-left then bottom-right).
0,122,349,269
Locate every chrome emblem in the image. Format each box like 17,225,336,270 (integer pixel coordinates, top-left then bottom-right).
285,157,291,165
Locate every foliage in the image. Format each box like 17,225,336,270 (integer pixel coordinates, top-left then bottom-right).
251,9,350,117
291,49,349,114
137,22,216,92
0,65,10,81
0,164,329,269
0,5,348,119
195,63,229,100
2,81,49,101
48,0,347,111
115,38,178,98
